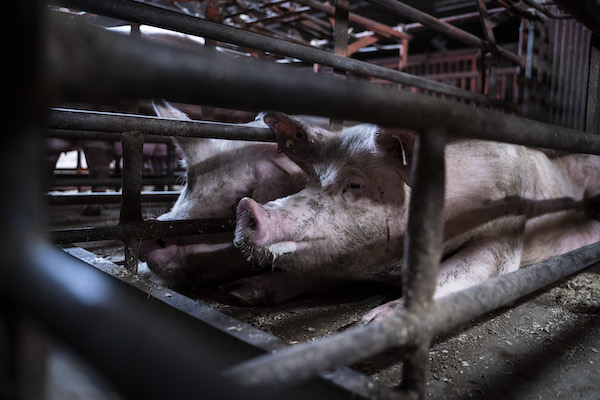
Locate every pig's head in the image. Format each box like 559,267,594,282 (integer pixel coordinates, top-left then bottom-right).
234,112,415,283
139,102,307,285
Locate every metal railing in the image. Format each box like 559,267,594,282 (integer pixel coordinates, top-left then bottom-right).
3,1,597,399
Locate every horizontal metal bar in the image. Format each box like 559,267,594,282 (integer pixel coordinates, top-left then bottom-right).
48,177,182,188
226,240,600,386
2,241,249,399
54,0,489,102
50,219,236,244
365,0,523,66
47,128,174,143
48,16,600,155
46,191,181,205
48,108,275,142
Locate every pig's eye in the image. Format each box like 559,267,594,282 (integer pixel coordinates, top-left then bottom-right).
293,130,305,140
349,183,361,189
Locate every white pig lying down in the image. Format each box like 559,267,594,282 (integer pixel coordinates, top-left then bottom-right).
234,112,600,322
139,101,309,287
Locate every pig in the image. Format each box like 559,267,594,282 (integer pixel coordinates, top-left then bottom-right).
139,101,310,291
233,112,600,322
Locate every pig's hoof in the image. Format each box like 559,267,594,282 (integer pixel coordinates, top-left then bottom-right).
360,298,405,325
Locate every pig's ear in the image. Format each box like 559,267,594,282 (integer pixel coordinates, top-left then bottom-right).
153,99,208,165
375,128,416,185
262,112,333,174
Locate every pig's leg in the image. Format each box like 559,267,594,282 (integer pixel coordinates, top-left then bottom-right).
361,236,524,324
221,272,343,306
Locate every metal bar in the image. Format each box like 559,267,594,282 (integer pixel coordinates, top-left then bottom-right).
47,128,173,143
295,0,411,41
48,108,276,142
400,129,446,396
50,219,236,244
4,3,249,398
330,0,349,131
586,34,600,133
47,16,600,155
53,0,489,102
226,240,600,386
120,131,144,272
5,242,251,399
48,177,183,188
365,0,523,67
46,191,181,205
333,0,349,58
520,0,572,19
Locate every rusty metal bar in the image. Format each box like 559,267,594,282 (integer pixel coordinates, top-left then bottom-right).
47,16,600,154
365,0,523,67
295,0,411,41
54,0,489,103
520,0,572,19
50,219,235,244
400,129,446,396
226,240,600,386
48,108,275,142
47,128,173,143
119,131,144,272
330,0,349,131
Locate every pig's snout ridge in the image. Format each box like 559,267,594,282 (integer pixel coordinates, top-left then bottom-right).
236,197,269,245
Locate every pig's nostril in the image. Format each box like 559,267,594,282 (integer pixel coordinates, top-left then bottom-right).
248,217,257,230
156,238,167,248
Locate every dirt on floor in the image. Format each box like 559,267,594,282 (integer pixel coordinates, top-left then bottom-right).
50,203,600,399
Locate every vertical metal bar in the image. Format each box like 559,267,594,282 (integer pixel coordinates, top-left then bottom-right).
522,20,535,118
575,29,592,131
203,0,219,121
3,1,46,398
548,16,560,125
401,129,446,397
330,0,349,131
120,131,144,272
586,34,600,133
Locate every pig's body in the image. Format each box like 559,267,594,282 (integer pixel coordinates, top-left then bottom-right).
234,113,600,318
139,102,307,286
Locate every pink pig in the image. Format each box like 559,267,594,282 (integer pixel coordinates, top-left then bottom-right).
139,102,307,286
234,112,600,321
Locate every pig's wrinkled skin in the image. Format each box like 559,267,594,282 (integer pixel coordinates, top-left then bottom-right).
139,101,308,288
234,112,600,322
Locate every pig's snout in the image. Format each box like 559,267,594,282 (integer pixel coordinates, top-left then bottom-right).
235,197,270,246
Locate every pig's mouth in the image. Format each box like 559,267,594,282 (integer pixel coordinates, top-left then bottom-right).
235,237,322,269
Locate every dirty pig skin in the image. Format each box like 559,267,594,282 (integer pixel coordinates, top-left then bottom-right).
234,112,600,322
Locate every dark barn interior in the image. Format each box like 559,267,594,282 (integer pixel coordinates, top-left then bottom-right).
3,1,600,399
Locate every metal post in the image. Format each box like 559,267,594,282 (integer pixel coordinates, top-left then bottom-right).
586,34,600,133
120,131,144,272
330,0,349,131
400,129,446,397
